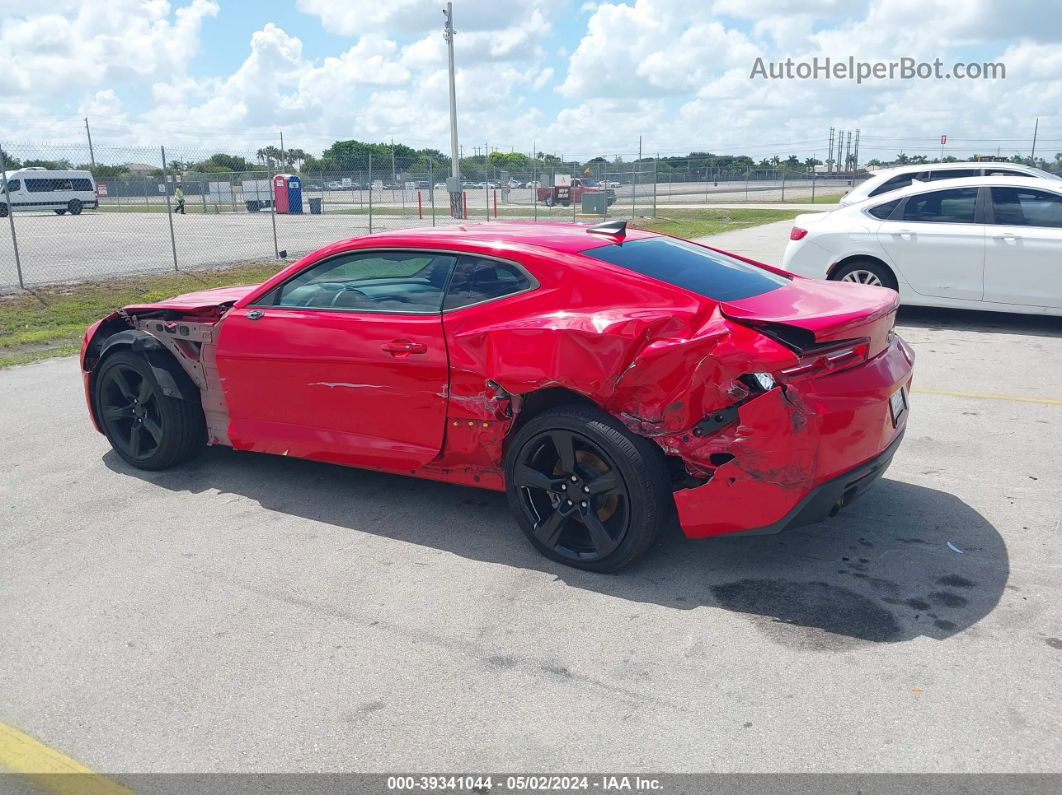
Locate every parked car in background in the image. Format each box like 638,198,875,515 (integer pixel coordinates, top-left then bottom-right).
525,180,541,189
841,161,1061,206
783,176,1062,315
0,167,97,216
81,221,912,572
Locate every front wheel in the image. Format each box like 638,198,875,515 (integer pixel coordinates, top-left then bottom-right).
55,209,67,215
830,258,897,291
504,405,672,572
94,351,205,470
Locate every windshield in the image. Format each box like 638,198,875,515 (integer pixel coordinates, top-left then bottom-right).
582,236,788,302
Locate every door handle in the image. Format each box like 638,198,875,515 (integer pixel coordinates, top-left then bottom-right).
247,310,264,320
993,233,1018,242
382,339,427,356
896,228,914,238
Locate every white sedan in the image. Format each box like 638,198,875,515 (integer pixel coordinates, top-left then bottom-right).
781,176,1062,316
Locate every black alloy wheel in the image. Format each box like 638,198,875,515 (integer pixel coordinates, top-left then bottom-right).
505,405,671,571
94,350,204,470
98,361,165,463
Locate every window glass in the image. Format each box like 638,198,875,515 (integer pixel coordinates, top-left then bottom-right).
6,179,20,192
900,188,979,224
582,237,787,302
26,179,49,193
74,179,93,191
866,198,901,219
926,169,980,180
868,174,915,197
272,251,456,312
444,256,533,310
990,187,1062,228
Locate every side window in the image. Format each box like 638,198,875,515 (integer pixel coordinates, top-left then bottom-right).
868,174,915,197
983,168,1028,178
990,187,1062,228
901,188,979,224
26,179,47,193
866,198,901,219
271,251,456,313
926,169,980,181
6,179,19,192
73,179,93,191
444,256,533,310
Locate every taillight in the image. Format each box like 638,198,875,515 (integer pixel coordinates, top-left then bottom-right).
776,338,870,383
790,227,808,240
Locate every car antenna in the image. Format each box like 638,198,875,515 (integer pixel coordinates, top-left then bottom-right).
586,219,626,238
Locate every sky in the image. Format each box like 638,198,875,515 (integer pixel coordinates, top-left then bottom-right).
1,0,1060,165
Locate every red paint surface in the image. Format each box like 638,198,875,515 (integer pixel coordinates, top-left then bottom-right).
82,222,914,539
273,175,289,214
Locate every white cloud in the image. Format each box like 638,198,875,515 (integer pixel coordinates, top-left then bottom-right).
0,0,218,97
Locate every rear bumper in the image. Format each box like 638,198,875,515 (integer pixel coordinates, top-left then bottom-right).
671,334,913,538
733,429,903,537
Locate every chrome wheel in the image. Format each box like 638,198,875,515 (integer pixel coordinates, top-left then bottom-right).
840,269,883,287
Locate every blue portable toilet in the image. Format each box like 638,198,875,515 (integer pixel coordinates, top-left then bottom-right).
286,175,303,214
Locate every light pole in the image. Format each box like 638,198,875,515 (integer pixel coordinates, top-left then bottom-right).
444,3,462,218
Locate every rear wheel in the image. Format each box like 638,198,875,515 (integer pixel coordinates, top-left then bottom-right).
68,199,83,215
0,204,7,217
94,351,204,470
55,209,67,215
831,258,897,291
504,405,671,572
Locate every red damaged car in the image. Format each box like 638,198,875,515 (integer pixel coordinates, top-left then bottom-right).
81,220,913,571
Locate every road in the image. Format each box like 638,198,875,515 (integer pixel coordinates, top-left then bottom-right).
0,222,1060,777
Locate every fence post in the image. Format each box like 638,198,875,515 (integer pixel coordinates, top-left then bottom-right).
532,155,538,222
268,162,279,259
0,145,24,289
429,159,436,227
781,170,786,201
811,175,816,203
745,167,750,201
161,146,179,271
368,153,373,235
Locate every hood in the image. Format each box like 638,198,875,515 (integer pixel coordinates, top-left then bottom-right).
121,284,260,315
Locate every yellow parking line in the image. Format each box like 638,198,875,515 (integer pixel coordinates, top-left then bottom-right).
912,386,1062,407
0,722,132,795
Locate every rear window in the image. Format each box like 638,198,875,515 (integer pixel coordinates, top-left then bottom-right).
581,237,787,302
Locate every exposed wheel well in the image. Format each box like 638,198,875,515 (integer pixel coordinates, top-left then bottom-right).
827,254,896,284
514,387,595,430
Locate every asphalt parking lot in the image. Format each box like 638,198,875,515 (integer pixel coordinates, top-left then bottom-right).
0,225,1060,776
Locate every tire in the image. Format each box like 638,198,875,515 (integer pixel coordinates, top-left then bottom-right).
543,196,555,207
830,258,897,291
93,350,205,470
55,209,67,215
560,200,571,207
0,204,7,217
68,199,82,215
504,404,672,572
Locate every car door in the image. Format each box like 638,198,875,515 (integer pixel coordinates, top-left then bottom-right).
875,186,985,301
983,186,1062,308
215,250,457,471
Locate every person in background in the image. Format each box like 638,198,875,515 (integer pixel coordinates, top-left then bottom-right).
173,185,185,214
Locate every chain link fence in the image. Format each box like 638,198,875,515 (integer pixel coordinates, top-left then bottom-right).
0,141,858,290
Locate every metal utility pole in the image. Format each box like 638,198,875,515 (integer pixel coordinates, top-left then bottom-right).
827,127,835,174
1031,117,1039,162
845,131,852,172
391,138,396,182
84,118,96,170
443,2,463,218
279,131,285,169
853,129,860,171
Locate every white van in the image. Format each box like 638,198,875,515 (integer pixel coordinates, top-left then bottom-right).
0,168,98,216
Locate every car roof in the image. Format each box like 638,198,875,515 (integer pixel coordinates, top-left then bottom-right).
866,161,1039,179
852,175,1062,207
349,221,660,255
